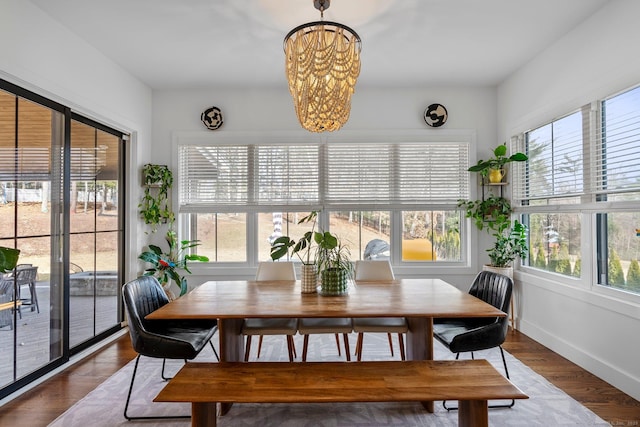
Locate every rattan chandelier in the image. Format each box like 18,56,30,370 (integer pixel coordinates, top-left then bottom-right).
284,0,362,132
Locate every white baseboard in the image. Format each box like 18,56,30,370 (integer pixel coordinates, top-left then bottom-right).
519,319,640,402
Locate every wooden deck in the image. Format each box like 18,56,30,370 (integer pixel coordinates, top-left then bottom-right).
0,282,119,386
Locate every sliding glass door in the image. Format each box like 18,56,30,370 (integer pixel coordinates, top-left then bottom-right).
0,80,126,397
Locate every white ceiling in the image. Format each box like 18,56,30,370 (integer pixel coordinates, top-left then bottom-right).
30,0,609,90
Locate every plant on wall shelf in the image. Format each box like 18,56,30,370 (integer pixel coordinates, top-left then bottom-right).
139,164,174,232
457,195,512,235
468,143,528,183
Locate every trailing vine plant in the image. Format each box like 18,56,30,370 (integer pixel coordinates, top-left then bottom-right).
139,164,174,232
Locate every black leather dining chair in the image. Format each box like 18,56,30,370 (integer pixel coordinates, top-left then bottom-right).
122,276,219,420
433,270,515,410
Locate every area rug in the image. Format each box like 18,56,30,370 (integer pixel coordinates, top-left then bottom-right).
49,333,610,426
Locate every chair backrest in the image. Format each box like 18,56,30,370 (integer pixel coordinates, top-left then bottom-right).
354,260,395,281
122,276,170,354
468,270,513,313
15,266,38,285
255,261,296,281
468,270,513,341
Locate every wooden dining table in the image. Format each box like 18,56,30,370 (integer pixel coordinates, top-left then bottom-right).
147,278,506,413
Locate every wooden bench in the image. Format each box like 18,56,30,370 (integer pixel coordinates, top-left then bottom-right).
155,360,528,427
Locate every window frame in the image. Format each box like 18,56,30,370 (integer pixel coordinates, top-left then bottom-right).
172,129,478,276
513,83,640,303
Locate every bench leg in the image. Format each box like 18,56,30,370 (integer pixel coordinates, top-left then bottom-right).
458,400,488,427
192,402,216,427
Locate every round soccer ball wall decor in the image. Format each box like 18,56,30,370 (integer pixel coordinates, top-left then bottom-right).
201,106,223,130
423,103,448,128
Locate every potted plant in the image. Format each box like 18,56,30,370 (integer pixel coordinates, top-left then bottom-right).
0,246,20,273
484,220,529,278
139,164,174,232
457,195,512,235
270,211,319,293
138,228,209,300
315,231,354,296
468,143,528,183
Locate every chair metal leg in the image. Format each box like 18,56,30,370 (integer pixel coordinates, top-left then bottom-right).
209,340,220,361
443,347,515,411
124,354,191,420
29,282,39,313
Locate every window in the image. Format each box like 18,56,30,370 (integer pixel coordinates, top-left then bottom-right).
178,134,470,267
595,85,640,291
515,84,640,292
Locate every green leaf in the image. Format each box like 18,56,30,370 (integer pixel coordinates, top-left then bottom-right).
509,152,528,161
148,244,163,255
494,144,507,157
0,246,20,273
138,251,160,263
468,161,494,172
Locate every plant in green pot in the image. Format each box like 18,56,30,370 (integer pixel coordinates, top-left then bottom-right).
468,143,528,183
270,211,319,293
139,228,209,300
315,231,354,296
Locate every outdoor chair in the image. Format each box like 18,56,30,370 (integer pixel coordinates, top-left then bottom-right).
433,270,515,410
15,265,39,313
122,276,219,420
0,279,20,329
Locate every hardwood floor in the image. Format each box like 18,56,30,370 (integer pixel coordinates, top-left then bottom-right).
0,329,639,426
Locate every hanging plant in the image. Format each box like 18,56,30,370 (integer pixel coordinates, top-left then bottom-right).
138,164,174,232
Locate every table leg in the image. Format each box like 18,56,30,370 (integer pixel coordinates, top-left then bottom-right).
218,318,243,415
406,317,434,412
458,400,488,427
191,402,217,427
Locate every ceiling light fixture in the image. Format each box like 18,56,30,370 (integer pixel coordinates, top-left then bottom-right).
284,0,362,133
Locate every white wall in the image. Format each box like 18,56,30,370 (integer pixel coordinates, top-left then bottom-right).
497,0,640,400
152,85,498,288
0,0,153,279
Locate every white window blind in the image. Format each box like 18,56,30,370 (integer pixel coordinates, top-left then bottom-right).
324,144,392,205
179,145,249,208
597,85,640,196
514,110,584,202
256,145,319,205
397,143,469,203
180,140,469,211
